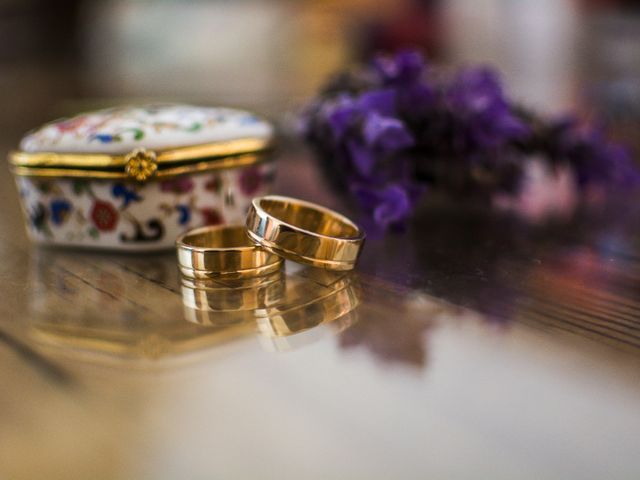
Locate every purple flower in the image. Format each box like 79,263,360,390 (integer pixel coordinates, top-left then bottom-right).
374,50,425,86
605,144,640,188
561,125,640,189
363,112,414,153
371,50,435,118
325,96,359,142
353,182,425,229
347,140,375,177
398,82,435,119
447,68,528,149
322,91,414,178
325,90,399,140
357,89,397,117
300,49,640,232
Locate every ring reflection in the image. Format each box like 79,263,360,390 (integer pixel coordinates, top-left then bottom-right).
181,265,361,349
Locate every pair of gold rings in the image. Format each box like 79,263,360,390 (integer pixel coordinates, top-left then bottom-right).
176,195,365,279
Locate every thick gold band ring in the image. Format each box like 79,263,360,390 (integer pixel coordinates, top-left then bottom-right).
176,225,283,279
245,196,365,271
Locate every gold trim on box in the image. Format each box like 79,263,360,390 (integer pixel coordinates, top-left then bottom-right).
8,137,273,182
10,153,265,180
10,137,270,168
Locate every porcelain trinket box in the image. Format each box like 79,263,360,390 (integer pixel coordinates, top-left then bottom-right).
9,104,275,250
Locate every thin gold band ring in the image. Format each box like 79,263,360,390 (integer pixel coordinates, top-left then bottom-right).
176,225,283,279
245,195,365,271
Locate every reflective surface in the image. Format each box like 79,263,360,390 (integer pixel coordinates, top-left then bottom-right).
2,152,640,479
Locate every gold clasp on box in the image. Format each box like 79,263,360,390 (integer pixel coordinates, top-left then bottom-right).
125,148,158,182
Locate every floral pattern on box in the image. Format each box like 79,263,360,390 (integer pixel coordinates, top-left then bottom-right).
20,104,274,155
16,164,275,251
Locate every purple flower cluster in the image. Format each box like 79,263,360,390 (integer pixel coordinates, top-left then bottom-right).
301,50,639,231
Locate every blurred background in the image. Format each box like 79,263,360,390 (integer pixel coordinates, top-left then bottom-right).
1,0,639,152
2,3,640,479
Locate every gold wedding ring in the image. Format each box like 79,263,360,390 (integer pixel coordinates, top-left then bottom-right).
245,196,365,271
176,225,283,279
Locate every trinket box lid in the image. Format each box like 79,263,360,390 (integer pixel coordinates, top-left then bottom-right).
9,104,274,182
20,104,273,154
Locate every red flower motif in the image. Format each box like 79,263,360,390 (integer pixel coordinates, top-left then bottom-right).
56,115,88,133
205,174,222,192
90,200,119,231
200,208,223,226
238,166,263,196
160,177,194,194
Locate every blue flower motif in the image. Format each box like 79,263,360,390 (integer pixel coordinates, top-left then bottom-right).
50,199,71,225
91,133,115,143
176,205,191,225
240,115,261,125
111,183,142,207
